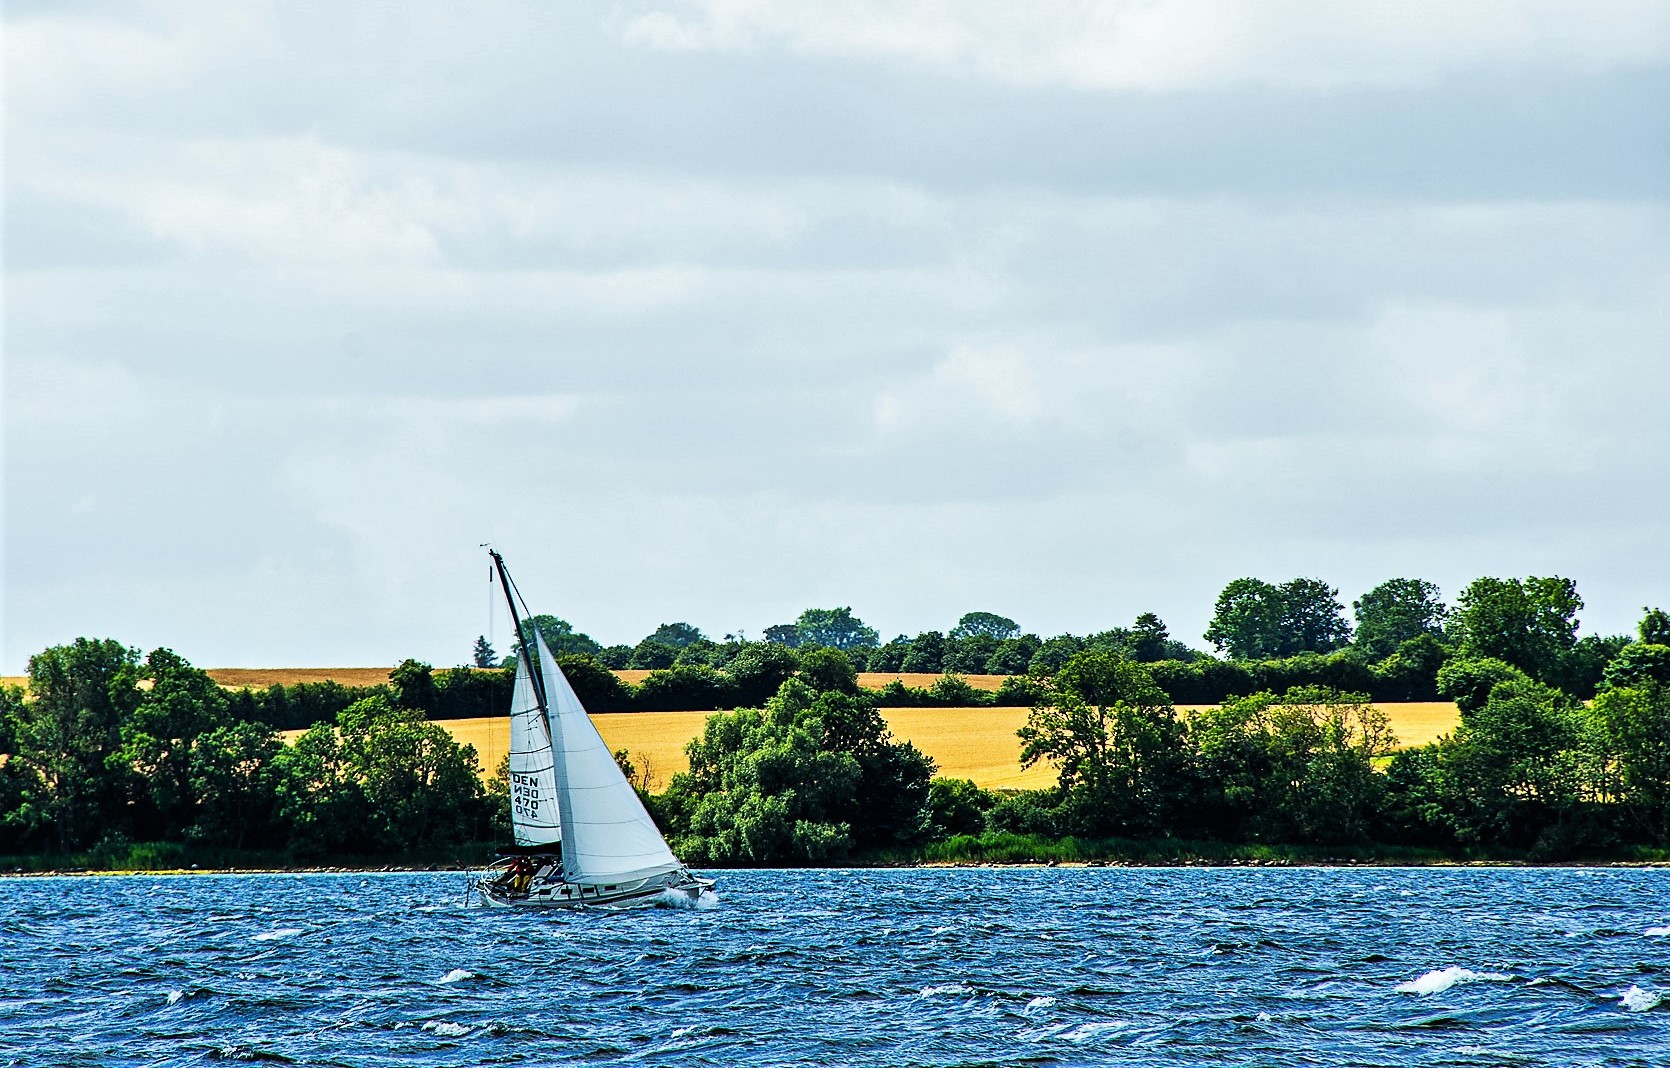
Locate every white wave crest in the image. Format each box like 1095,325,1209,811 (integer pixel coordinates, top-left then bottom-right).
1062,1021,1125,1042
436,969,474,985
655,888,721,910
1024,995,1057,1012
1645,926,1670,937
251,928,304,942
166,990,184,1005
1396,966,1512,995
422,1020,471,1037
920,983,973,998
1620,986,1663,1013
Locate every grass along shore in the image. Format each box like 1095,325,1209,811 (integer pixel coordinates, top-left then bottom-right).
6,834,1666,876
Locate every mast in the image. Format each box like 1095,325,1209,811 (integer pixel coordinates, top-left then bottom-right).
489,549,550,716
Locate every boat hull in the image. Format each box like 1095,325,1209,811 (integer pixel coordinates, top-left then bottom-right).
475,864,714,909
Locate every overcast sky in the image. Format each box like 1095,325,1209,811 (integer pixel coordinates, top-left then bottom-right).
5,1,1669,672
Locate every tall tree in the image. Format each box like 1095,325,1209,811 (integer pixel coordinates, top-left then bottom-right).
511,614,602,657
1640,607,1670,646
1592,681,1670,846
189,720,283,849
794,607,880,650
1204,579,1286,660
1018,649,1186,836
118,648,231,838
762,623,802,648
11,639,142,850
950,612,1021,642
1280,578,1353,655
1433,673,1595,850
645,622,706,649
1452,576,1582,684
664,678,933,862
471,635,497,669
1129,613,1171,662
1352,578,1449,661
1205,578,1350,660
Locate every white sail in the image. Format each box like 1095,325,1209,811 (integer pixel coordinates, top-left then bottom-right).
536,634,682,885
506,649,562,848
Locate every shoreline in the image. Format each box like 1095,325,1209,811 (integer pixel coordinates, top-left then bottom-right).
6,857,1667,878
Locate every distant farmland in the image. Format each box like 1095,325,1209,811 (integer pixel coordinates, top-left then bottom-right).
286,700,1462,793
201,667,1011,692
16,664,1460,792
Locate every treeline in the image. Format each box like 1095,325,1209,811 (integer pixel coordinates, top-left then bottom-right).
0,642,495,859
654,605,1670,864
2,575,1665,866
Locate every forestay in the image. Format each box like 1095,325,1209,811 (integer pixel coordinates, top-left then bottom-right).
507,649,562,848
536,635,682,885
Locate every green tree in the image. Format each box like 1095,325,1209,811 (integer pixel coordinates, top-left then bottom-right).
1128,613,1170,662
925,778,994,838
725,642,801,706
1433,675,1598,851
1436,656,1532,714
645,622,706,649
943,633,999,674
117,648,232,838
900,631,946,673
1639,607,1670,646
338,696,483,848
951,612,1020,642
664,679,932,862
984,635,1041,675
797,646,860,695
1451,576,1582,685
1371,633,1448,701
1205,579,1284,659
188,720,283,848
388,659,438,715
1190,687,1394,844
555,653,634,710
1027,635,1084,674
793,607,880,651
628,639,678,670
1592,681,1670,845
1206,578,1351,660
866,636,912,672
762,623,802,648
471,636,497,669
277,695,483,853
1353,578,1448,661
1017,650,1185,836
1600,643,1670,692
512,614,602,658
10,639,142,850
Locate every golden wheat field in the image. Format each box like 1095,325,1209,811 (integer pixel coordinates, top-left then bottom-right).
183,667,1015,692
320,700,1461,793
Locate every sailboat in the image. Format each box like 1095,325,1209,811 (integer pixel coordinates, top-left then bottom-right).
474,549,714,908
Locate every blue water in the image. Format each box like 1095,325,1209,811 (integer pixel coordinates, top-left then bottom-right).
2,867,1666,1066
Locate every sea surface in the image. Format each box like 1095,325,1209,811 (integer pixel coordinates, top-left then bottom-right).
2,866,1666,1066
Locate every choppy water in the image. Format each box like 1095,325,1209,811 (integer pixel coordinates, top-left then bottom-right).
2,867,1666,1066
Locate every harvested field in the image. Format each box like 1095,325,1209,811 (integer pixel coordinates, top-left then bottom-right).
859,672,1007,691
194,667,1013,693
288,700,1460,794
206,667,399,690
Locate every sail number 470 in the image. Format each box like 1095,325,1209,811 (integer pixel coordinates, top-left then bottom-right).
510,772,546,819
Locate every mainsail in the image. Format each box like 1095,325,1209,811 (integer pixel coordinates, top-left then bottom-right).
535,634,682,885
506,647,562,848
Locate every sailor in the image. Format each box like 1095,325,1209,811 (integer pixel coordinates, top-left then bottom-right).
509,855,535,896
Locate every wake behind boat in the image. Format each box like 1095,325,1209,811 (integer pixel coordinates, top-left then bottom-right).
474,549,713,909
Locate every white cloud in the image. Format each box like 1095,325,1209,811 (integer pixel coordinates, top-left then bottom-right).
620,0,1670,91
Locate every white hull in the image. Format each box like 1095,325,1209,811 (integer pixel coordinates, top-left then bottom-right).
475,860,714,909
